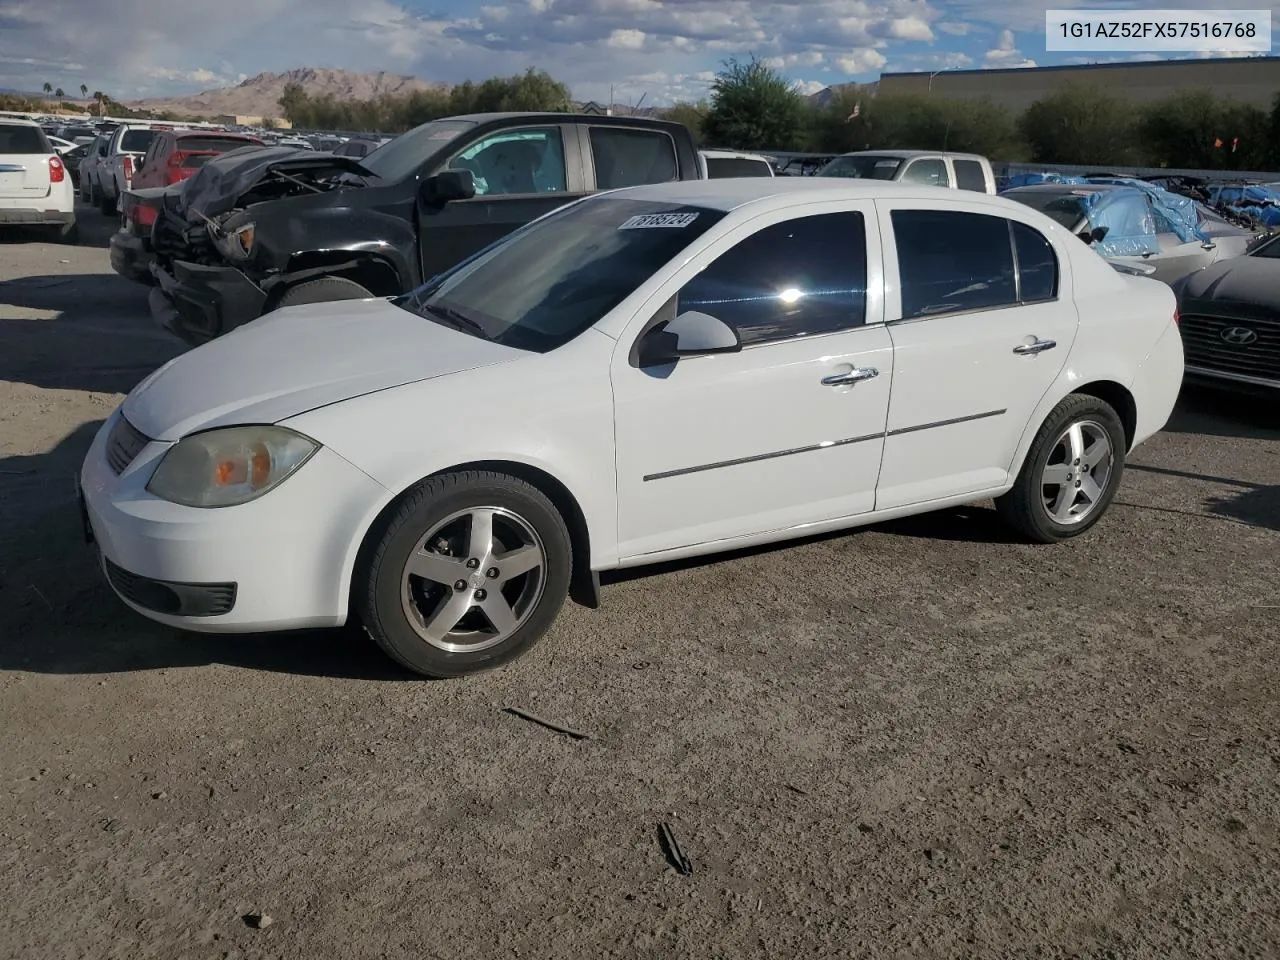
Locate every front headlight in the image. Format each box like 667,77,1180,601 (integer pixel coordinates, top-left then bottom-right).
147,425,318,508
212,220,255,260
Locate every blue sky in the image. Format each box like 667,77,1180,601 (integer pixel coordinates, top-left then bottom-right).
1,0,1277,103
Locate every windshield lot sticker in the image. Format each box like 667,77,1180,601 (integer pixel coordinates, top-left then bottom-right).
619,212,700,229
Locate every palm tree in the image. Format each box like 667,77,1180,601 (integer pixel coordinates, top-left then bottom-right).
92,90,105,117
79,83,88,99
55,88,65,113
42,82,52,96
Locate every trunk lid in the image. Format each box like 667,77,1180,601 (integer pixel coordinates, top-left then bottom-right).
0,154,51,199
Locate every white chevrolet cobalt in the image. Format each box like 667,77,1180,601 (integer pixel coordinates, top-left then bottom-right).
80,178,1185,678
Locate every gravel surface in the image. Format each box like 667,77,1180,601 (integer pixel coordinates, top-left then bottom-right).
2,204,1278,959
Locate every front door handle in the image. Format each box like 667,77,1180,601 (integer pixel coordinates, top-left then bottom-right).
821,367,879,386
1013,338,1057,356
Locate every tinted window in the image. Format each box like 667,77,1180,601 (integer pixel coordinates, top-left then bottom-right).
678,213,867,346
590,127,678,189
360,119,475,181
705,157,772,178
893,210,1016,319
448,127,566,196
1012,222,1058,301
901,158,949,187
819,155,902,180
0,124,50,154
397,198,725,353
953,159,987,192
120,129,158,152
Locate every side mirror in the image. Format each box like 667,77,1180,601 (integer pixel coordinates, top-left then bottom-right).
637,310,742,367
1078,225,1109,245
420,169,475,206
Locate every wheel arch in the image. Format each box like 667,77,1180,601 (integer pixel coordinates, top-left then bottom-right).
348,458,600,620
1071,379,1137,452
267,252,405,311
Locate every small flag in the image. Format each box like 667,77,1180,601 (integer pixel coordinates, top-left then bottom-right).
1231,137,1239,152
1214,137,1223,148
845,101,861,122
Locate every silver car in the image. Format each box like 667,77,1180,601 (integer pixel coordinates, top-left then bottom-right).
1003,182,1256,286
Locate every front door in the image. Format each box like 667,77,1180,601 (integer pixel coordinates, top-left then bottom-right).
418,125,587,280
611,204,893,560
875,202,1080,510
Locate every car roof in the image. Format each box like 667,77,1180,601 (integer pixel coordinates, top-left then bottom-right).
837,149,988,161
600,177,1032,213
443,111,677,126
700,149,771,160
0,117,40,128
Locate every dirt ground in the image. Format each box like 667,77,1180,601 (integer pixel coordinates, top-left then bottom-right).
1,203,1278,960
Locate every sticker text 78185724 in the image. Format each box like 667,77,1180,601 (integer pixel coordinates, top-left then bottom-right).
618,212,701,230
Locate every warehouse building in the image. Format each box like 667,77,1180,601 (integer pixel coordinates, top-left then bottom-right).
875,55,1280,110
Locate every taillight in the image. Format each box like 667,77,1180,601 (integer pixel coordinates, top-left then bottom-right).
48,155,65,183
123,155,133,180
135,204,158,228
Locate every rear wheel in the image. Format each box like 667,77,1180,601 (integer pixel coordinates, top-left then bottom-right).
357,470,572,679
272,276,373,311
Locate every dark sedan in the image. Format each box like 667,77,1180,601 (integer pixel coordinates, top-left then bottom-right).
1174,233,1280,395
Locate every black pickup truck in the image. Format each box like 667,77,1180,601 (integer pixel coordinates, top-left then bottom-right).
141,112,704,345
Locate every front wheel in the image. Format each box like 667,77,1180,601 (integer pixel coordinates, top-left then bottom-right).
356,470,573,678
272,276,372,311
995,394,1126,543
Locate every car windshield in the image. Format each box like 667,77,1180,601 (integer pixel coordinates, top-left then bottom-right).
1005,191,1091,230
360,120,477,181
121,129,158,152
0,124,49,154
818,155,903,179
1250,234,1280,258
395,198,727,353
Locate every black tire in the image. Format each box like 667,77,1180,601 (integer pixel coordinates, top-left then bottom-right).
357,470,573,679
272,276,373,311
98,188,115,216
995,393,1126,544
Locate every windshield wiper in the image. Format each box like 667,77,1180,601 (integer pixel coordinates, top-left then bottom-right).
423,303,487,339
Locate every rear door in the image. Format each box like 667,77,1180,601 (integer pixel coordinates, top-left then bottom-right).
582,124,680,190
417,124,587,280
0,123,52,200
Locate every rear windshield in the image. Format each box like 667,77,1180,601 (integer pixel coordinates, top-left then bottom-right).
819,155,903,180
1005,191,1091,230
0,124,51,154
706,157,773,178
120,129,158,152
175,136,261,154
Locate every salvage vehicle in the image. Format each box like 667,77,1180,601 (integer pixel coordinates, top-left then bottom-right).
1002,181,1256,286
80,179,1184,678
97,123,161,214
146,112,702,345
130,130,265,189
699,149,775,178
1173,231,1280,396
0,118,77,242
818,150,997,194
109,187,172,283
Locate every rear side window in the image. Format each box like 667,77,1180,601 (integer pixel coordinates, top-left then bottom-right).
893,210,1016,318
120,129,158,152
705,157,772,178
0,124,50,154
677,212,868,345
1012,222,1059,301
590,127,678,189
953,159,988,192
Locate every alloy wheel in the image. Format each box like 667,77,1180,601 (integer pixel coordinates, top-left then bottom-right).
1040,419,1114,525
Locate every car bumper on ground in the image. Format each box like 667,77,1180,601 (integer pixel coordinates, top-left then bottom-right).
79,409,391,633
109,229,155,283
149,259,267,344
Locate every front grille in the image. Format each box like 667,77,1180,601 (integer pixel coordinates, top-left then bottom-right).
105,415,152,475
1179,313,1280,382
104,557,237,617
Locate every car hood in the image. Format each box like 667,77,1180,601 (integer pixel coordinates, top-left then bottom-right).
178,145,374,220
122,298,526,442
1179,254,1280,309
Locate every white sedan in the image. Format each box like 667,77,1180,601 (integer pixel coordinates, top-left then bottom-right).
80,178,1185,678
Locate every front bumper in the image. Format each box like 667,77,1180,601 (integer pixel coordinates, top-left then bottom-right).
149,259,268,344
109,229,155,284
1183,364,1280,397
79,410,392,633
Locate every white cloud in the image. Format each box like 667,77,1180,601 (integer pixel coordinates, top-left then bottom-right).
793,79,828,95
606,28,646,49
835,49,889,75
983,28,1037,69
885,16,933,42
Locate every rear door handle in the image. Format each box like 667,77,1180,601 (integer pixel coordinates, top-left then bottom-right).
1013,338,1056,356
821,367,879,386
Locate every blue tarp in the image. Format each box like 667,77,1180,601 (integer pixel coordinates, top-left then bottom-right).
1208,184,1280,227
1083,177,1209,250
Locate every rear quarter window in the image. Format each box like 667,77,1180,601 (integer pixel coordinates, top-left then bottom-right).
120,129,158,152
590,127,678,189
953,159,988,192
705,157,773,178
0,124,51,154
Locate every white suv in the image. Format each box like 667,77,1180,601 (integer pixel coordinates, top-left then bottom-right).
0,118,77,242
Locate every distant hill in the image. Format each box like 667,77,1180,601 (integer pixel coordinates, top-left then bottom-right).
130,68,447,119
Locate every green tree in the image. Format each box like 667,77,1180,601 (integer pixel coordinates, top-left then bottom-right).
1138,90,1269,170
1020,84,1135,166
702,56,807,151
660,100,709,145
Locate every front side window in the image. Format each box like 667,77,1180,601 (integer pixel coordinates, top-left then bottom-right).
396,198,726,353
677,212,868,346
448,127,567,196
893,209,1016,319
953,159,988,192
590,127,678,189
900,158,949,188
